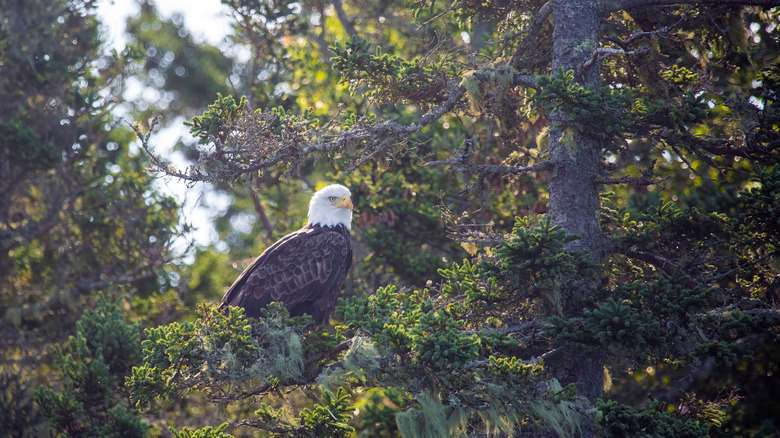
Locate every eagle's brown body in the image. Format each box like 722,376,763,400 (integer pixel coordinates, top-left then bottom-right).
219,223,352,324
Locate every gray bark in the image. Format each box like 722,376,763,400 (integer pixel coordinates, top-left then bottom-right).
545,2,606,436
547,0,604,259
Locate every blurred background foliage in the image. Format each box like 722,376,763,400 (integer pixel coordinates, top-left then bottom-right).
1,0,779,436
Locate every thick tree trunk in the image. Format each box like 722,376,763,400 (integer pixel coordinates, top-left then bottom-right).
545,1,605,436
548,0,603,259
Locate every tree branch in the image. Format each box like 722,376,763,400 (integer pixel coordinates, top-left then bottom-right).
580,46,651,73
426,159,553,175
596,174,669,186
625,250,678,276
613,0,780,11
137,69,538,184
330,0,357,38
510,1,553,69
459,321,553,335
247,186,275,244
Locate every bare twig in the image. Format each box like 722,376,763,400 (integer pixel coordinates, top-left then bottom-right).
510,1,553,69
247,185,275,244
625,250,678,276
459,321,550,335
596,174,669,186
580,46,651,73
425,159,553,175
331,0,357,38
615,0,780,12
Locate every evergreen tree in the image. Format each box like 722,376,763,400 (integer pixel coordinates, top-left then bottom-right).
5,0,779,436
131,0,780,436
0,0,182,434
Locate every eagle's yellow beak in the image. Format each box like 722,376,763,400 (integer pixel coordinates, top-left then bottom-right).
334,195,353,211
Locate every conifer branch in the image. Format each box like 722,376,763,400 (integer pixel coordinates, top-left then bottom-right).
135,72,537,184
425,159,553,174
205,383,273,404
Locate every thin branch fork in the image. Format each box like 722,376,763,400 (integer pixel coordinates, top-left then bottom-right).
581,46,651,72
459,321,552,335
596,174,669,186
616,0,780,11
509,1,553,69
425,159,553,175
625,250,678,276
609,15,685,48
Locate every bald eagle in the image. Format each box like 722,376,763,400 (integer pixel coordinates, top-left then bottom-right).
219,184,353,324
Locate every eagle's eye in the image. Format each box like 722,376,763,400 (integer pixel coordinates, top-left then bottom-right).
328,196,337,202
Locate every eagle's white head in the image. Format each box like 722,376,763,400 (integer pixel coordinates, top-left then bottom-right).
307,184,353,230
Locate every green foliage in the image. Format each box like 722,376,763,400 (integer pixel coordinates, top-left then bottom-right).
598,400,710,438
300,387,356,437
466,216,590,315
330,35,451,103
185,93,249,144
7,0,779,436
547,274,712,361
169,423,233,438
738,166,780,253
343,167,464,287
180,94,319,183
0,370,46,436
693,340,744,367
583,297,657,350
415,309,481,370
439,259,502,306
0,117,61,170
355,387,407,437
251,387,355,437
127,302,338,409
337,252,587,436
661,65,699,86
427,216,587,326
535,69,707,141
493,216,581,288
622,276,709,321
487,355,545,382
338,285,485,370
34,297,147,437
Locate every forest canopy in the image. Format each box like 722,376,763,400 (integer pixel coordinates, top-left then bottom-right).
1,0,779,437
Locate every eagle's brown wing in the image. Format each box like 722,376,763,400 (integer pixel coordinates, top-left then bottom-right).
219,225,351,324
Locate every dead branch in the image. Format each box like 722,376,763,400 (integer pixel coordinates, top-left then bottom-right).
596,174,669,186
425,159,553,174
580,46,651,73
625,250,678,276
248,185,275,244
616,0,780,11
509,1,553,69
